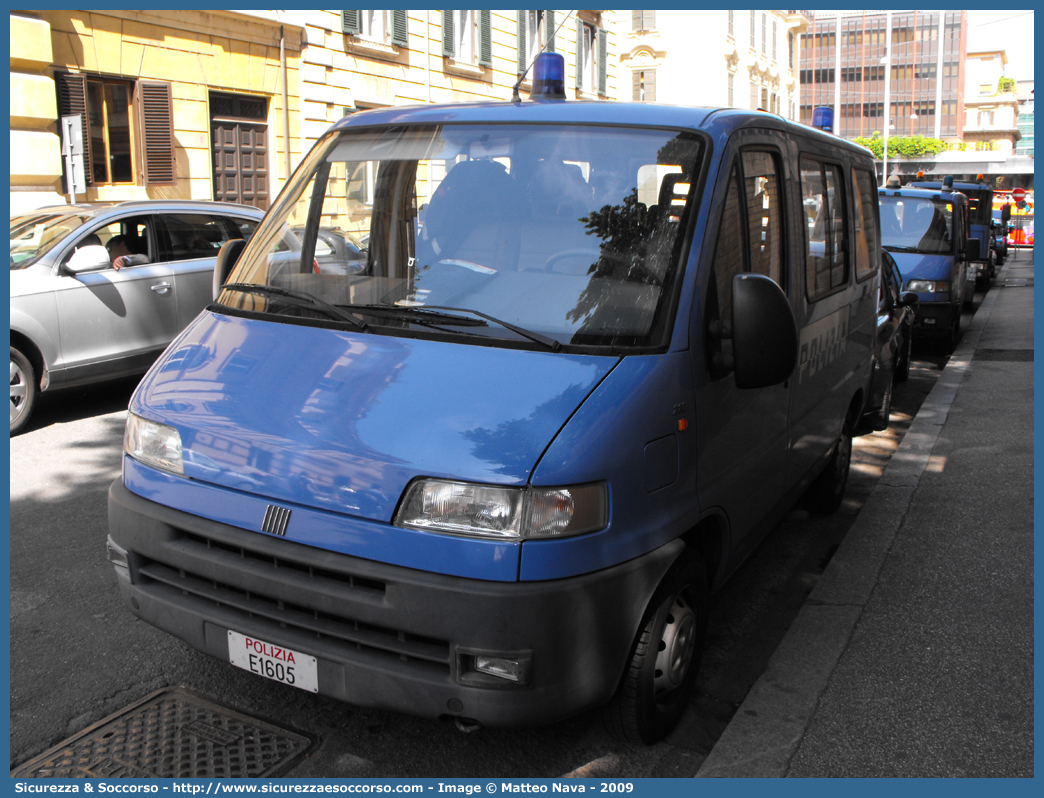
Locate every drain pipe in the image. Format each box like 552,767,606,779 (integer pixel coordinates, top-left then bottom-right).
280,25,292,188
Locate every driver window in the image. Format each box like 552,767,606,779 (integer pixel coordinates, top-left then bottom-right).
66,219,152,270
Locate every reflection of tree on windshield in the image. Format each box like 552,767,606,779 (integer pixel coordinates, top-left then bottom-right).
565,135,699,345
565,187,673,340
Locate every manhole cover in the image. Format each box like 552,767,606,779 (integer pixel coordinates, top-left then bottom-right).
974,349,1034,362
11,688,315,779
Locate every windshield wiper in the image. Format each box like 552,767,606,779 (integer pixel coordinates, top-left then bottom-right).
347,304,488,327
221,283,367,331
423,305,562,351
348,303,561,351
883,245,926,253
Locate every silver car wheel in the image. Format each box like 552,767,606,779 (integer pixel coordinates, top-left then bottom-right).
10,356,29,426
652,591,698,700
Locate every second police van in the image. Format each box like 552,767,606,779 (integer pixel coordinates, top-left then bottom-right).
107,59,881,744
880,175,976,353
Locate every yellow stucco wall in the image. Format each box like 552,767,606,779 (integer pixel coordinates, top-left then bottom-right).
10,14,62,197
15,9,302,206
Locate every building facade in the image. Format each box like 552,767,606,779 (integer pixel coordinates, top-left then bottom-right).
961,51,1020,155
615,10,810,119
1015,80,1034,158
800,10,967,142
9,9,618,216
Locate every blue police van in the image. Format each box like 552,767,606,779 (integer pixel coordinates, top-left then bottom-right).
879,176,975,353
910,177,996,288
108,58,880,743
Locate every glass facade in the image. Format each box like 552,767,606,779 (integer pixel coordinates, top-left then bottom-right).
799,11,965,140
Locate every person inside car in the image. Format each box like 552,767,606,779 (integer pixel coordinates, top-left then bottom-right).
107,235,150,270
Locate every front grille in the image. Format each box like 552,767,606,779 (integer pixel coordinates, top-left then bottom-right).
135,529,450,673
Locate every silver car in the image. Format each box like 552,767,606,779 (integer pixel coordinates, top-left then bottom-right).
10,200,264,433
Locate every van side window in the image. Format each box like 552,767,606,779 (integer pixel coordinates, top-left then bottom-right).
801,157,849,298
852,169,880,280
709,166,746,324
742,151,784,286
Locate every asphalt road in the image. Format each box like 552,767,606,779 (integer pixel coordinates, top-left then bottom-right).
8,287,986,777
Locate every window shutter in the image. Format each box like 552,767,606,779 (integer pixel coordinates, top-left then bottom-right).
632,70,641,101
341,10,360,35
544,10,555,52
597,27,607,96
442,10,455,58
479,10,492,67
517,11,527,74
576,20,584,90
645,69,656,102
631,10,641,31
391,10,408,47
137,80,175,186
644,11,655,30
55,71,92,188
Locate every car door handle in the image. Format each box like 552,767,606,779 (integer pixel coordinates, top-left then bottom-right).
151,282,172,294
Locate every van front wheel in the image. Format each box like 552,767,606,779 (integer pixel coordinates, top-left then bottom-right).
805,416,853,514
604,551,709,745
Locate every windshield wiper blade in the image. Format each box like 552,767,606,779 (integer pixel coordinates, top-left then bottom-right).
883,245,922,253
221,283,367,331
422,305,562,351
347,303,488,327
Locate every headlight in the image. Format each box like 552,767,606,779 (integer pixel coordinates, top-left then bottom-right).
124,412,184,475
906,279,948,294
394,479,607,540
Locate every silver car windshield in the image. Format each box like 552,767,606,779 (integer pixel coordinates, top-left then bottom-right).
220,123,704,350
10,213,91,269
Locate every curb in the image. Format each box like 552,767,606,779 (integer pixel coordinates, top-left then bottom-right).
695,270,1008,778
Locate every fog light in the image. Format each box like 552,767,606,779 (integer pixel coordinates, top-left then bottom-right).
475,656,522,682
106,537,131,582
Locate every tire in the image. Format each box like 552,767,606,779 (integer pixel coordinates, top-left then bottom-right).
10,347,36,435
894,328,913,383
939,311,960,355
604,551,709,745
805,413,853,514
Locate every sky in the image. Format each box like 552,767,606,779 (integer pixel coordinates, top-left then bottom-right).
963,9,1034,79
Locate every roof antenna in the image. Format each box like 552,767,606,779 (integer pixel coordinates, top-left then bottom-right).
512,11,576,103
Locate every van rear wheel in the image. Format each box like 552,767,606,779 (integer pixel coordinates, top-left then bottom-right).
604,551,709,745
805,415,853,514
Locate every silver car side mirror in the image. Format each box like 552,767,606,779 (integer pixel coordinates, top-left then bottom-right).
65,245,111,274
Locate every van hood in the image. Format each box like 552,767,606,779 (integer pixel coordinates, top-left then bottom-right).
887,251,955,283
131,311,618,522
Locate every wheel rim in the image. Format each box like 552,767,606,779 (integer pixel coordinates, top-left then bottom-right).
833,428,852,495
652,590,698,701
10,357,29,426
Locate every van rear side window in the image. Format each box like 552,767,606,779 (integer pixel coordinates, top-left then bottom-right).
801,157,849,299
851,169,880,281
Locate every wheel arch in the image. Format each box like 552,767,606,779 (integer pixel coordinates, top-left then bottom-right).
10,331,46,391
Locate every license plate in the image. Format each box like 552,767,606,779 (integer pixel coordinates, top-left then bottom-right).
227,631,318,693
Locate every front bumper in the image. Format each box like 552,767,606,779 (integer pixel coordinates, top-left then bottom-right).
912,300,958,337
107,479,681,727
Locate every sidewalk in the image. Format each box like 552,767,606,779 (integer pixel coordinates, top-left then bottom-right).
697,254,1035,778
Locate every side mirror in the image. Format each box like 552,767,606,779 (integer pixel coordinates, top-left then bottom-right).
897,291,919,309
731,273,798,389
213,238,247,299
965,238,981,261
65,245,111,274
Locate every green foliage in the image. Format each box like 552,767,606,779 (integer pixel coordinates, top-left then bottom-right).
997,76,1016,94
852,131,950,160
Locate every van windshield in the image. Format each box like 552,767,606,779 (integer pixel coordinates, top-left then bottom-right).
220,123,703,350
879,195,955,255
